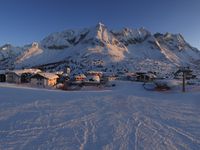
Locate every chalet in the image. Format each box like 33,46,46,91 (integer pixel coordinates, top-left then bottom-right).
101,72,117,81
85,71,102,83
31,72,59,88
0,70,6,82
86,71,103,78
126,73,138,81
85,75,100,85
73,74,86,83
136,72,157,82
6,69,41,84
87,75,100,82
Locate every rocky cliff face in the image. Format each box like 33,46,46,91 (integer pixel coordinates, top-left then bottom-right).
1,23,200,75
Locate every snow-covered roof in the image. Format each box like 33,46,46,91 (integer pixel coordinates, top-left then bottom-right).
126,72,137,76
54,71,64,75
87,71,103,74
74,74,86,78
86,75,100,82
86,71,103,76
37,72,59,79
8,69,41,76
0,70,6,74
146,73,157,78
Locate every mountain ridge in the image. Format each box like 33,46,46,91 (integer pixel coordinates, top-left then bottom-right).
0,23,200,75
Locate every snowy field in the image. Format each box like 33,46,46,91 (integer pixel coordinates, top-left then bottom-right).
0,81,200,150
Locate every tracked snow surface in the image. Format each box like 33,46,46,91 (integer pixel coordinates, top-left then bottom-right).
0,81,200,150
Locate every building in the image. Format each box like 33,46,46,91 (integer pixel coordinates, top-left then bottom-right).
126,72,138,81
136,72,157,82
86,71,103,78
73,74,86,83
6,69,41,84
174,68,196,80
101,72,117,82
58,73,70,83
31,72,59,88
0,70,6,82
85,71,102,83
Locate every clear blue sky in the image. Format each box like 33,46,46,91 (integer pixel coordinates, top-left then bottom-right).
0,0,200,49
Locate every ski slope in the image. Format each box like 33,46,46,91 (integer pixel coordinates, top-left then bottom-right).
0,82,200,150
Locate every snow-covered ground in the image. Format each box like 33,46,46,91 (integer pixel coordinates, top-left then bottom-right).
0,81,200,150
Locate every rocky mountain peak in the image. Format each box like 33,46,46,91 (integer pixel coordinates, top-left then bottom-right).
1,23,200,73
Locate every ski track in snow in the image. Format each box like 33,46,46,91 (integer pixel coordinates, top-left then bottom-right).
0,81,200,150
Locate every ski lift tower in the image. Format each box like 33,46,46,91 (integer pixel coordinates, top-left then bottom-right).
178,67,192,92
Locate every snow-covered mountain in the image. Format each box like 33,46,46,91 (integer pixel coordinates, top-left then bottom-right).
1,23,200,74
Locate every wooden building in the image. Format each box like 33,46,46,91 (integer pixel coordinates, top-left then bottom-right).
6,69,41,84
136,72,157,82
31,72,59,88
73,74,86,83
85,71,102,83
86,71,103,78
126,72,138,81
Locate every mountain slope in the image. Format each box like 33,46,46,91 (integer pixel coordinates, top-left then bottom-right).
1,23,200,74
